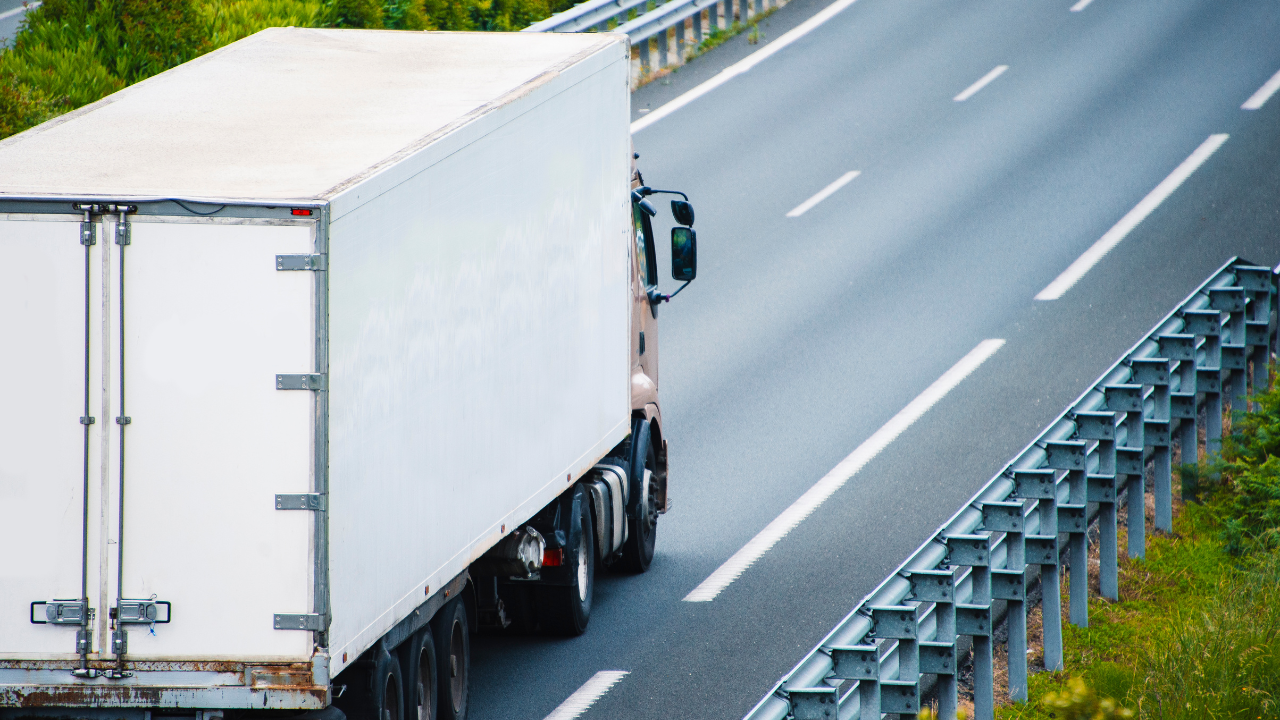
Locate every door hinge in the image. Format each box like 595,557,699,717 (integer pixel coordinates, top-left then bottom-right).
276,254,327,271
81,416,95,425
276,493,326,511
80,222,96,246
274,613,325,631
276,373,326,391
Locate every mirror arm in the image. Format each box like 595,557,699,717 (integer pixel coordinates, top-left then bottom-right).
651,281,692,305
644,188,688,201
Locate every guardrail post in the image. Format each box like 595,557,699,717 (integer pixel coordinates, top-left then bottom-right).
982,501,1027,702
1184,309,1223,455
1161,334,1198,501
739,0,749,23
1045,440,1087,627
1234,266,1273,405
1212,288,1249,422
636,39,650,75
723,0,732,26
1107,385,1145,560
754,0,763,17
657,29,669,69
674,19,686,63
829,645,879,720
1014,469,1062,671
908,568,957,719
946,535,993,720
1133,358,1173,532
1075,411,1118,599
693,11,703,43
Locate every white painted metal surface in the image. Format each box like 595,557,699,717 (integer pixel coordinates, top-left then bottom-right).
326,46,632,673
0,218,315,662
114,220,315,659
0,217,96,659
0,26,634,702
0,29,620,205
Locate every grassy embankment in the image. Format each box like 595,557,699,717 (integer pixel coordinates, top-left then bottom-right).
992,369,1280,719
0,0,573,139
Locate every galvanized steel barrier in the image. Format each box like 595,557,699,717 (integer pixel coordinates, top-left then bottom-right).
525,0,782,76
743,257,1280,720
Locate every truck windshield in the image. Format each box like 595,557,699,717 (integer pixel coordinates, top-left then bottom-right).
633,202,658,287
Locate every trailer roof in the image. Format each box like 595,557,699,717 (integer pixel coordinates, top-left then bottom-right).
0,29,620,205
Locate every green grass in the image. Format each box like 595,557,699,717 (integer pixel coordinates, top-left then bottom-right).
998,371,1280,720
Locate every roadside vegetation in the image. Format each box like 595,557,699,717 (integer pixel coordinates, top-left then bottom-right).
996,368,1280,720
0,0,574,139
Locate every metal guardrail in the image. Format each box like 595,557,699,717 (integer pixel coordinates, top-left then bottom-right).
743,257,1280,720
525,0,781,75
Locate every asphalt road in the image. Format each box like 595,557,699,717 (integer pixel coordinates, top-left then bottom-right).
0,0,33,48
470,0,1280,718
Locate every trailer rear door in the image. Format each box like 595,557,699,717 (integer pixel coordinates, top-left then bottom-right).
0,213,319,663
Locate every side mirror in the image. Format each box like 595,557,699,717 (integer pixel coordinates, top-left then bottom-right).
671,226,696,281
671,200,695,227
638,197,657,217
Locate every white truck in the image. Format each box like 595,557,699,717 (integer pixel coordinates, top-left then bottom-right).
0,27,699,720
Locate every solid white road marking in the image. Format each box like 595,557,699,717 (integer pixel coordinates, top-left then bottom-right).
1069,0,1095,12
786,171,860,217
0,1,41,21
631,0,863,133
954,65,1008,102
542,671,629,720
1242,67,1280,110
1035,134,1229,301
683,339,1006,602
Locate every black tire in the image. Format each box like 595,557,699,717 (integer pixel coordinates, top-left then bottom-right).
541,486,595,635
621,419,659,573
433,598,469,720
372,645,404,720
402,627,436,720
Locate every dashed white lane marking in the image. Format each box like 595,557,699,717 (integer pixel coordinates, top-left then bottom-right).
1035,134,1229,301
0,1,41,21
954,65,1008,102
542,671,629,720
631,0,864,133
786,171,860,217
1069,0,1095,12
683,339,1007,602
1242,67,1280,110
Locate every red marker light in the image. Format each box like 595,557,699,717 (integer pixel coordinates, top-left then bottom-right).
291,208,312,216
542,548,564,567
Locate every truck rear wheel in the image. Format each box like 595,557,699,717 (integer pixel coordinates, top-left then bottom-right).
541,487,595,635
433,598,469,720
621,419,658,573
372,644,404,720
404,627,437,720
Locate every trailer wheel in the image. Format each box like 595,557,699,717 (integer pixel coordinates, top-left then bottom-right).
404,627,437,720
433,598,469,720
542,486,595,635
372,645,404,720
621,419,658,573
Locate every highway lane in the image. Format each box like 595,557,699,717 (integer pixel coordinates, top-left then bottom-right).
0,0,35,48
470,0,1280,718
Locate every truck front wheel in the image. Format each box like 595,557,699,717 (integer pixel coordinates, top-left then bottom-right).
622,419,658,573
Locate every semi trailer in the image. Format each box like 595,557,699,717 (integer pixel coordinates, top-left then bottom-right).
0,27,699,720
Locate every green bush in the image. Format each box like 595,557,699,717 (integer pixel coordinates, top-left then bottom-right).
1211,369,1280,554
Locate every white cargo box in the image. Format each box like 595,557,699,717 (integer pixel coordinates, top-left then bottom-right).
0,28,631,709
